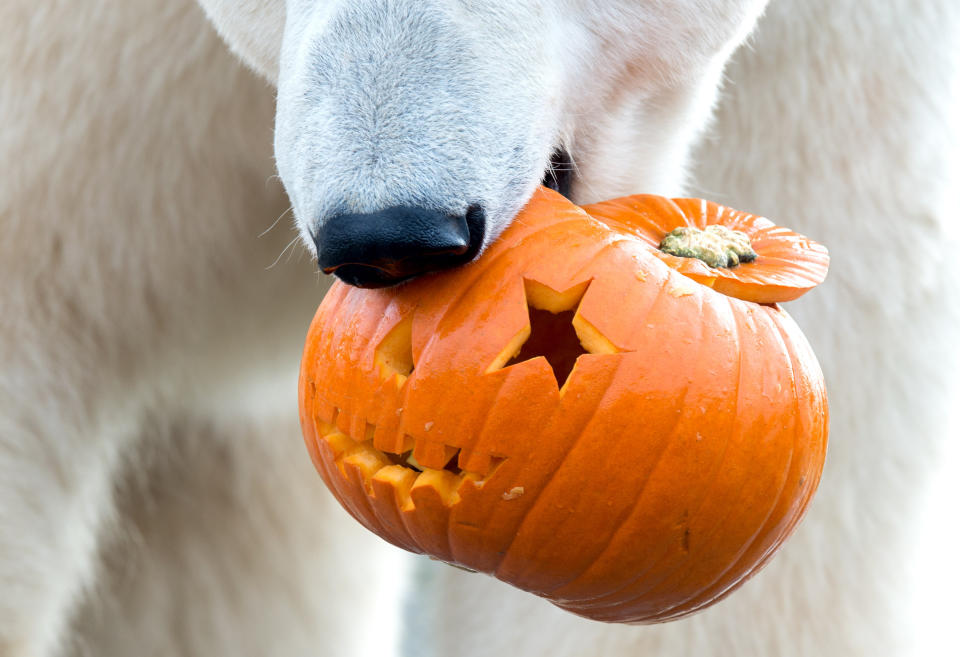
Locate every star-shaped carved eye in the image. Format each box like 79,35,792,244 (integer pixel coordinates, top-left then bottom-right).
505,304,584,387
488,278,626,390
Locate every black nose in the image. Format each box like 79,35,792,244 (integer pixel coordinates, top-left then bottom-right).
314,205,485,288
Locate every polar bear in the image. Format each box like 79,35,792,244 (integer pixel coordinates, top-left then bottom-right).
1,1,958,656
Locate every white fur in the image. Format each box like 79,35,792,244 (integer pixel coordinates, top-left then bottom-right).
269,0,768,254
2,0,958,655
0,2,402,655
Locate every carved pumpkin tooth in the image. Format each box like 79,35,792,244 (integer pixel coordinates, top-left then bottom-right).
333,408,351,437
372,464,417,505
340,448,389,492
412,439,458,470
461,451,491,477
300,187,829,624
368,468,421,554
379,431,414,456
314,401,337,427
411,469,462,507
410,439,429,466
320,430,356,462
317,419,336,436
349,414,367,444
458,451,506,478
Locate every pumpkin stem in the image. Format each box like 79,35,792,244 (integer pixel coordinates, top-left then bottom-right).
659,225,757,268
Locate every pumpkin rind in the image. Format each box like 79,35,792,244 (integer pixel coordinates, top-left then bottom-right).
299,187,829,623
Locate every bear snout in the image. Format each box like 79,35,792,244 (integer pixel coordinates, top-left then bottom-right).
314,204,486,288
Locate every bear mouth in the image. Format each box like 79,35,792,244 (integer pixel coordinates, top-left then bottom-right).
541,146,574,198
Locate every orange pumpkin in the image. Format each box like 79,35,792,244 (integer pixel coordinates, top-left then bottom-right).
299,187,829,623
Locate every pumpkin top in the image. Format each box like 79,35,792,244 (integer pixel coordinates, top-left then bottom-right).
583,195,829,303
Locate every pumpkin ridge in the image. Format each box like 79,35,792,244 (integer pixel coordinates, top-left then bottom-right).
604,295,742,606
753,311,826,533
543,282,710,597
445,372,514,565
659,307,795,598
647,306,801,620
298,375,326,475
560,293,751,615
493,355,629,577
589,299,739,609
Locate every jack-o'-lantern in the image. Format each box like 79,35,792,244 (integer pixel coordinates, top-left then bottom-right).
299,187,829,623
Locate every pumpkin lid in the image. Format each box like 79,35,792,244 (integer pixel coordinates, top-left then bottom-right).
582,195,829,303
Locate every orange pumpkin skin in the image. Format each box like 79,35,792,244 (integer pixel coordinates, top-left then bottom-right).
299,188,828,623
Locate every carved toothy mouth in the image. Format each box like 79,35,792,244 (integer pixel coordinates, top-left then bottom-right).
314,411,506,510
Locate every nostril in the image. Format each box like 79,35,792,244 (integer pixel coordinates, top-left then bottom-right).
314,205,485,288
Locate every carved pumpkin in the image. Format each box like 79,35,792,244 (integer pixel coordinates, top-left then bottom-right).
299,187,829,623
